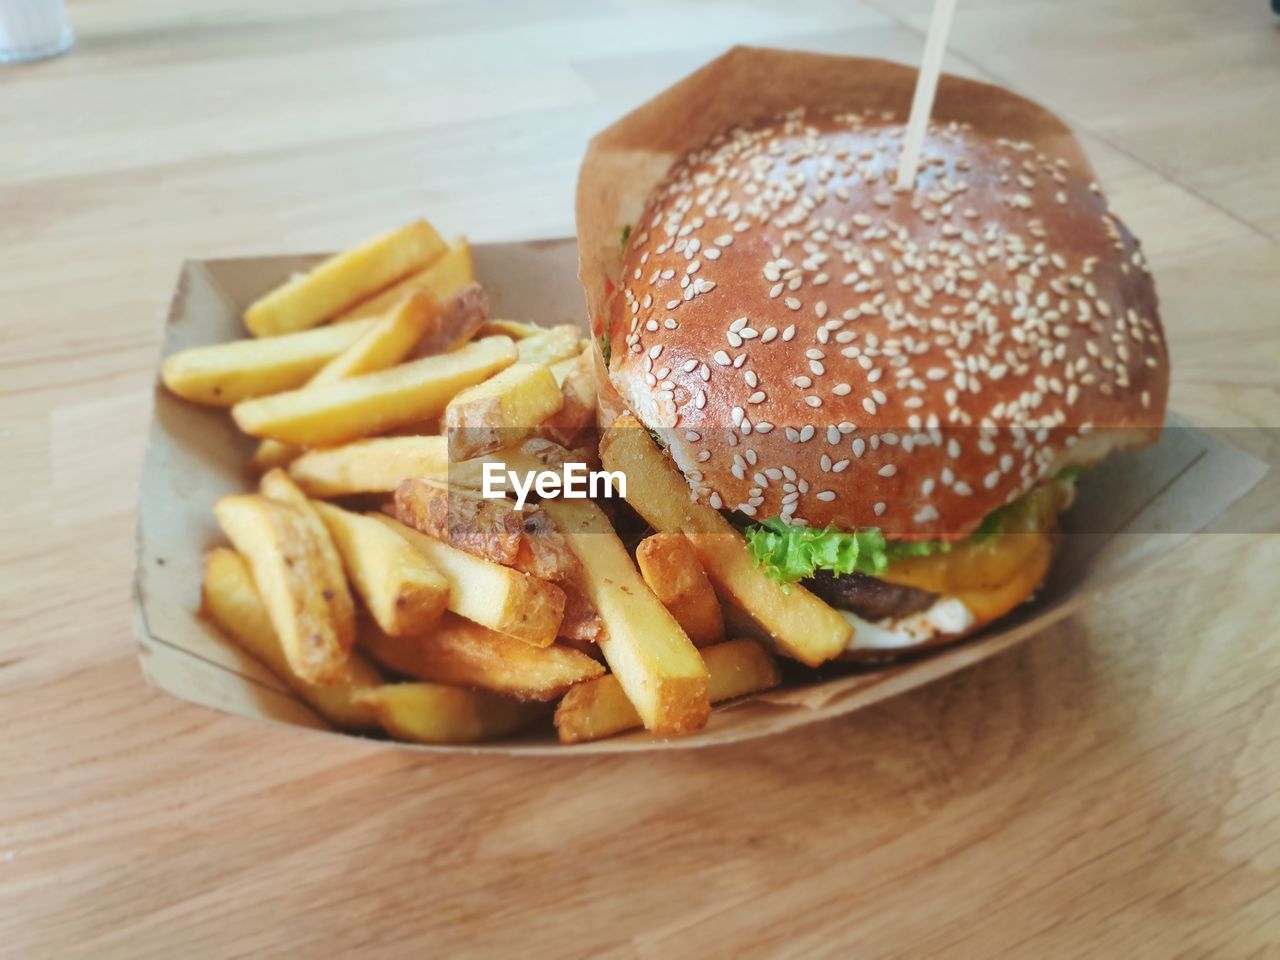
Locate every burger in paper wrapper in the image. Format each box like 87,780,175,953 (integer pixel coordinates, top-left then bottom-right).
577,47,1168,656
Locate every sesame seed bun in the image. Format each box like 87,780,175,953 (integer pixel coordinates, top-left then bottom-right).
604,110,1169,539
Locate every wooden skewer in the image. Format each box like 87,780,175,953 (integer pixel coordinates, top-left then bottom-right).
896,0,959,190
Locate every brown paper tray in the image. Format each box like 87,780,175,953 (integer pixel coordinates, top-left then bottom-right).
133,237,1267,754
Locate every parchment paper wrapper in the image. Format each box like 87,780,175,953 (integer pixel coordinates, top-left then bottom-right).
135,48,1267,753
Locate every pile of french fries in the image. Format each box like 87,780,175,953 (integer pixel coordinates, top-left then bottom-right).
163,219,830,745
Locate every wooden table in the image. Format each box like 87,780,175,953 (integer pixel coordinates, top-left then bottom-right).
4,1,1278,955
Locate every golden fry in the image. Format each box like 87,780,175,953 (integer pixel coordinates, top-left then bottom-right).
515,324,584,366
354,683,544,744
477,318,541,340
161,317,379,407
252,289,442,469
288,436,448,498
599,418,852,667
201,548,382,729
555,639,780,743
361,614,603,701
232,335,516,446
339,237,474,321
371,514,566,648
245,220,446,336
636,532,724,647
538,348,598,450
444,362,564,461
392,478,580,581
213,492,356,685
542,498,709,735
314,502,449,637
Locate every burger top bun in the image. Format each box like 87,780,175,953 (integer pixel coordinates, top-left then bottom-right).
604,110,1169,539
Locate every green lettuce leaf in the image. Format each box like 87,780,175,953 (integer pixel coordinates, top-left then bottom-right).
741,519,952,585
744,519,892,583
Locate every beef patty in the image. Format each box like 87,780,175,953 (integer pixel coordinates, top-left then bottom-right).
804,570,939,621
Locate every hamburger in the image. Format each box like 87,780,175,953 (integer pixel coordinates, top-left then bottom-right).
595,109,1169,653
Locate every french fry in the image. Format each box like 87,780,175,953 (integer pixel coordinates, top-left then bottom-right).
362,614,603,701
371,514,566,648
213,493,356,685
314,502,448,637
410,282,488,357
288,436,448,497
444,362,564,461
558,583,607,645
338,237,474,321
448,437,597,494
538,348,597,448
201,548,382,729
354,683,543,744
541,498,709,735
554,639,780,744
393,478,580,581
253,289,443,470
515,324,584,366
636,532,725,647
477,318,541,340
161,317,380,407
599,417,852,667
256,468,360,651
245,220,446,336
232,335,517,446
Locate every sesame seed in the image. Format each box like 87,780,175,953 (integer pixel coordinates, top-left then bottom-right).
878,464,897,477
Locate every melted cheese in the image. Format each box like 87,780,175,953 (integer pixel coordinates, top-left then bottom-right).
878,530,1051,597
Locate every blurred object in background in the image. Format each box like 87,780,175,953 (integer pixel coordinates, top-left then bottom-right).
0,0,72,63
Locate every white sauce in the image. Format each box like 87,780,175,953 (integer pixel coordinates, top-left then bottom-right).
840,597,976,651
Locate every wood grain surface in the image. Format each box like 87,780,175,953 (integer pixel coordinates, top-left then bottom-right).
3,1,1278,956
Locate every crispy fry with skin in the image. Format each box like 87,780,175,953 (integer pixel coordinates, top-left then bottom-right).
288,436,448,498
232,335,516,446
599,417,852,667
636,532,725,647
245,220,446,336
161,317,379,407
542,498,709,735
448,437,599,494
410,282,489,358
538,348,597,449
558,583,607,645
515,325,584,366
314,502,449,637
555,639,780,744
201,548,381,729
338,238,474,322
213,492,355,685
392,478,580,581
253,289,443,470
361,614,603,701
370,514,566,648
444,362,564,461
354,683,544,744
